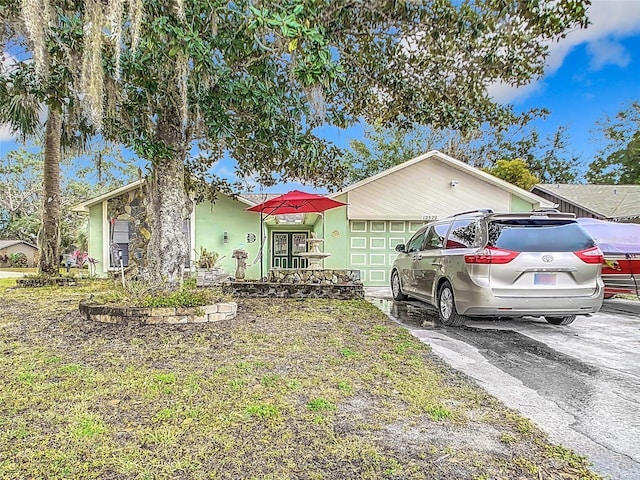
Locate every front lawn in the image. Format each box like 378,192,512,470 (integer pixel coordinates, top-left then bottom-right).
0,280,599,479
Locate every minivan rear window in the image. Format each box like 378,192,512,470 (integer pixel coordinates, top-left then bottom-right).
488,221,596,252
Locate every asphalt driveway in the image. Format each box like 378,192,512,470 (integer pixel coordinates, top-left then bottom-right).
365,287,640,480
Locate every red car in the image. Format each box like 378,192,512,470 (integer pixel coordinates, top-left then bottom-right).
578,218,640,298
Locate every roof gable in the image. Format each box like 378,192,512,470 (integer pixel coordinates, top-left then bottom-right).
332,150,553,207
534,184,640,220
71,179,258,213
0,240,37,250
71,180,145,213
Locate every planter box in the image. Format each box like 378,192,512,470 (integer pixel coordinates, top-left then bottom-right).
195,268,229,287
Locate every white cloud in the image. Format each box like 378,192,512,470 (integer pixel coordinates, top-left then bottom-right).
587,38,631,69
0,125,17,142
489,0,640,103
487,79,547,104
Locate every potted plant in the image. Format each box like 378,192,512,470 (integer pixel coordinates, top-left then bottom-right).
194,247,227,286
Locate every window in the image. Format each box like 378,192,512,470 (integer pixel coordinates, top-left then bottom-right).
407,230,427,252
423,223,451,250
446,219,478,249
110,219,131,267
488,220,595,252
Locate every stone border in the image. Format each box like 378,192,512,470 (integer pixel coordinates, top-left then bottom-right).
268,269,361,285
79,300,237,325
223,281,364,300
17,277,78,288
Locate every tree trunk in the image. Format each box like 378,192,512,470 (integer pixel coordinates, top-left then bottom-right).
38,109,62,276
146,111,189,290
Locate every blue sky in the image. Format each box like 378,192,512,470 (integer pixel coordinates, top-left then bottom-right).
486,0,640,169
2,1,640,192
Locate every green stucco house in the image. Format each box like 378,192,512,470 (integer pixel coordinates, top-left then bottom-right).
72,150,554,286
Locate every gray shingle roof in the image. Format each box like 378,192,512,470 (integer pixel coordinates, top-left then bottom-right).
0,240,37,249
239,193,282,205
535,184,640,220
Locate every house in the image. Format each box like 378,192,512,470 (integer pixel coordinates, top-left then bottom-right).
0,239,38,267
72,150,554,286
531,184,640,223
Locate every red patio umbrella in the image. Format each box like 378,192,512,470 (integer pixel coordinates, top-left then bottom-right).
246,190,346,215
246,190,347,279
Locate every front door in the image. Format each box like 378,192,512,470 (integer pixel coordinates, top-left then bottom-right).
272,232,309,269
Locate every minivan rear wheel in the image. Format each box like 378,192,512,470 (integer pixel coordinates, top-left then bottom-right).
391,270,407,301
437,281,467,327
545,315,576,326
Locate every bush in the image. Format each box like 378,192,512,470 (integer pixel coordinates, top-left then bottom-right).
96,280,218,308
10,252,28,268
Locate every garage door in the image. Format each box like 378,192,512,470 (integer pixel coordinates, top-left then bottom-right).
348,220,425,286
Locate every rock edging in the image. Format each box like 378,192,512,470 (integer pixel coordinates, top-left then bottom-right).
79,300,238,325
17,277,78,288
223,281,364,300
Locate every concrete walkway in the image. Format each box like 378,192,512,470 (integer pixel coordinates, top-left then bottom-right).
0,270,27,278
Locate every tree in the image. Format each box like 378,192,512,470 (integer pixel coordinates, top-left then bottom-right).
0,140,139,250
0,146,42,243
484,159,539,190
587,101,640,184
345,120,581,184
519,126,581,184
343,121,448,182
9,0,590,289
1,1,92,275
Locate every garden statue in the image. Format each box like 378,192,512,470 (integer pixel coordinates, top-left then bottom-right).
232,249,248,280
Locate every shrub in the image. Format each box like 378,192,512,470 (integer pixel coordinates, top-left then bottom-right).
10,252,28,268
96,280,215,308
195,247,224,269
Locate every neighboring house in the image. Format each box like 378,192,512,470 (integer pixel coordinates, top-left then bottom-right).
0,240,38,267
72,150,554,286
531,184,640,223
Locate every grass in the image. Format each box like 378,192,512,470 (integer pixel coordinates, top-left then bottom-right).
0,279,602,479
614,293,639,301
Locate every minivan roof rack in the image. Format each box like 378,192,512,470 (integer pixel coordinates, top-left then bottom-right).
489,211,576,219
531,208,561,213
451,208,494,217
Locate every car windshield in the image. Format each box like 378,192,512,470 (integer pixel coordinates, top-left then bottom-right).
488,220,596,252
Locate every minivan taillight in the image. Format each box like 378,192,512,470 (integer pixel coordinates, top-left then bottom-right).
465,246,519,264
574,246,604,264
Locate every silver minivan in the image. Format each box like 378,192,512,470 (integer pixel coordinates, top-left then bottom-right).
390,209,604,326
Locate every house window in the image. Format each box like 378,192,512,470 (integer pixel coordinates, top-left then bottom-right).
110,219,131,267
110,218,191,268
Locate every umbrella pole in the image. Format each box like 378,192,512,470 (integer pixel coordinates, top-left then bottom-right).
321,213,325,252
260,210,264,280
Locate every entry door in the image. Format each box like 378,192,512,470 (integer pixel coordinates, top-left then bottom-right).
272,232,308,268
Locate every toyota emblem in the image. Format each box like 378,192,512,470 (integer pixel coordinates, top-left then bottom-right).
542,255,554,263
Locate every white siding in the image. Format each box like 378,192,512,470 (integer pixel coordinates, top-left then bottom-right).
347,159,514,220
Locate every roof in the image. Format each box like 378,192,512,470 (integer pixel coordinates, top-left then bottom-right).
71,180,146,213
71,179,259,213
0,239,37,250
240,193,281,205
330,150,555,207
534,184,640,220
